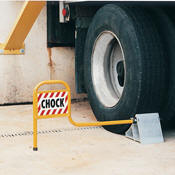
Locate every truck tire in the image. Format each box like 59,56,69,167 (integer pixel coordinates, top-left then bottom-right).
146,8,175,126
83,5,166,134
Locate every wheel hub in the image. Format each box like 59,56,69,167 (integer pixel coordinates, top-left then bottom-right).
92,31,126,107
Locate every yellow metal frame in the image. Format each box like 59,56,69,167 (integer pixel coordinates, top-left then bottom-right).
0,1,46,55
33,80,133,151
33,80,71,151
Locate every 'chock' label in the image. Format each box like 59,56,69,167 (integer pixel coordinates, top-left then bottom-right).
37,91,68,116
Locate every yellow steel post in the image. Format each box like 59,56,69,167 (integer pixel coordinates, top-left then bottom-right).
33,81,38,151
0,1,46,55
33,117,38,151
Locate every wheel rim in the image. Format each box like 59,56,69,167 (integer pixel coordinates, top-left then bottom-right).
91,31,125,107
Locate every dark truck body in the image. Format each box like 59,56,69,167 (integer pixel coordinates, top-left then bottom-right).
47,1,175,93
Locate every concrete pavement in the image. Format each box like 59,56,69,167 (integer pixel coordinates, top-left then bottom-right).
0,101,175,175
